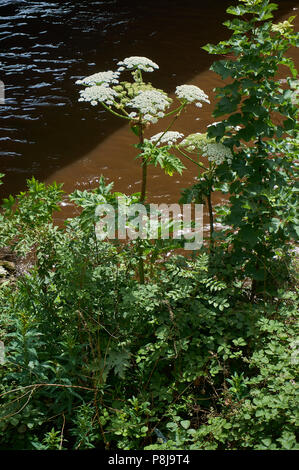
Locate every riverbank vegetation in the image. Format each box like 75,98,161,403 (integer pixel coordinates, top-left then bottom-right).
0,0,298,450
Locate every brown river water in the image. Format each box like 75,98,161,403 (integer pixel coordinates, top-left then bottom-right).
0,0,298,229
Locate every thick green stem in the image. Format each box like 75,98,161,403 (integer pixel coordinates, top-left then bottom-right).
101,102,131,120
138,120,146,284
140,160,147,205
164,104,186,118
176,148,207,170
207,191,214,250
153,105,185,148
177,148,215,250
138,250,145,284
206,162,215,251
138,122,147,204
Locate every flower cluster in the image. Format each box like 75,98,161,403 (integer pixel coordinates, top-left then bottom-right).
76,71,120,86
127,90,171,123
202,142,233,165
149,131,184,146
78,85,118,106
180,131,233,165
76,57,209,127
179,132,208,153
175,85,210,107
117,56,159,72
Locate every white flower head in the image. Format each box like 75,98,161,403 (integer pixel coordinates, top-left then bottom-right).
143,114,158,124
117,56,159,72
150,131,184,146
76,71,120,86
128,90,171,123
175,85,210,107
179,132,208,153
78,85,118,106
128,112,138,119
202,142,233,165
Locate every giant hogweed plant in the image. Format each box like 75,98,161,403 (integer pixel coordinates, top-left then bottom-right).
76,57,212,282
76,57,210,204
76,58,240,260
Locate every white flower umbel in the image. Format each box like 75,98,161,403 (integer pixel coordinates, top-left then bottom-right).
128,112,138,119
76,71,120,86
202,142,233,165
128,90,170,123
150,131,184,146
78,85,118,106
175,85,210,107
179,133,209,153
117,56,159,72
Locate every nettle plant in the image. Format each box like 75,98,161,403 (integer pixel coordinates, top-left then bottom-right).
199,0,298,294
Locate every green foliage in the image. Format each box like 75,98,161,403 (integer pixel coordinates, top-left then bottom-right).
31,428,65,450
200,0,298,292
146,292,299,450
137,141,186,176
0,177,297,449
0,0,298,451
0,177,63,255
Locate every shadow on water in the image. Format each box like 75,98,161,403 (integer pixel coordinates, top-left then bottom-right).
0,0,298,206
